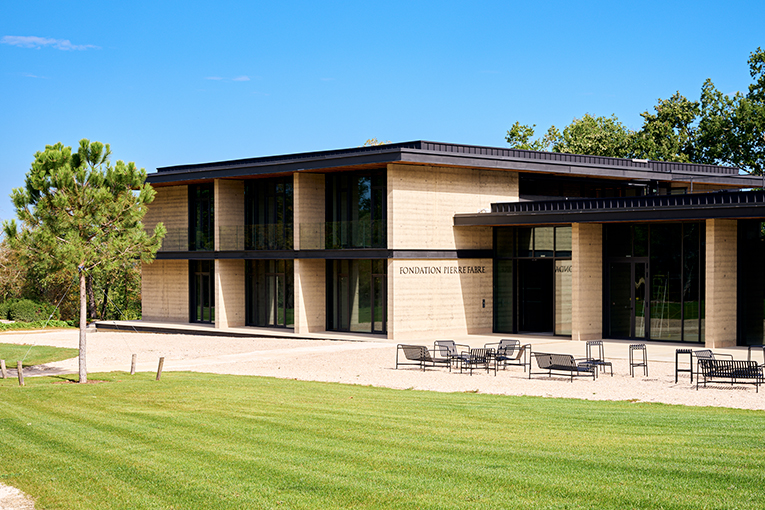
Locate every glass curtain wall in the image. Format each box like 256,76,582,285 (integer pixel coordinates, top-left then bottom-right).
604,223,704,342
494,226,572,335
245,260,294,328
189,184,214,251
739,220,765,345
190,260,214,323
325,171,386,249
244,178,293,250
327,259,386,333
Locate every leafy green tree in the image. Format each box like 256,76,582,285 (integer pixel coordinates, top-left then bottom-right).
507,115,634,158
0,239,26,302
507,48,764,173
551,114,634,158
633,92,700,163
696,47,765,174
504,122,560,151
3,140,165,382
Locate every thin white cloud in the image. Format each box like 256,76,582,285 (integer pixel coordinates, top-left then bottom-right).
21,73,48,79
1,35,99,51
205,76,251,82
320,77,335,82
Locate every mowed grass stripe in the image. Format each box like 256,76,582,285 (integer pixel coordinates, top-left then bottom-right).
1,372,763,509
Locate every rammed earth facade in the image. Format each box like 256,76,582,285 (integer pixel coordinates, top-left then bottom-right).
142,141,765,347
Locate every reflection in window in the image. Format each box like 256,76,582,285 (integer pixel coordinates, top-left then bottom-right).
327,259,386,333
189,184,214,251
246,260,294,328
326,171,386,249
650,224,682,341
245,178,293,250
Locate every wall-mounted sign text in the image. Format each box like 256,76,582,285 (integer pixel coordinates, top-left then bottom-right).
399,265,487,275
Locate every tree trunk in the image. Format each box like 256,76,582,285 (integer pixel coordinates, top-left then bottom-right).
100,283,110,320
87,273,97,320
79,269,87,383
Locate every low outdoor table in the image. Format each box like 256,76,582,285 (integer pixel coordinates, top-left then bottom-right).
747,345,765,364
675,348,693,383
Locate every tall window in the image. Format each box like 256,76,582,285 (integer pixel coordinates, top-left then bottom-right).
604,223,704,343
739,220,765,345
190,260,214,323
245,178,293,250
189,184,214,251
325,171,386,249
327,259,386,333
245,260,294,328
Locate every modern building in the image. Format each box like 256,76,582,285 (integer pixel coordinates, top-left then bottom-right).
141,141,765,348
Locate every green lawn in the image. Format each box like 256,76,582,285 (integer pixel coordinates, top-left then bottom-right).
0,344,78,367
1,372,763,509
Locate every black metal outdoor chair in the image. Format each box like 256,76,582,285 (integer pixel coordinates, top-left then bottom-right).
434,340,470,371
460,348,496,376
395,344,450,371
585,340,613,377
485,339,531,372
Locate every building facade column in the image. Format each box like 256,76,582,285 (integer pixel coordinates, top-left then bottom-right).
214,179,245,251
293,172,326,334
214,259,245,329
293,173,325,251
571,223,602,341
293,259,326,334
705,219,737,348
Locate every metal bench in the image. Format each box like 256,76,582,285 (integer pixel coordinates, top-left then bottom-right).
530,352,596,382
696,359,764,392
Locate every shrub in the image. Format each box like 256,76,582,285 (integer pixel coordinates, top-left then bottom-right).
7,299,60,322
0,299,15,320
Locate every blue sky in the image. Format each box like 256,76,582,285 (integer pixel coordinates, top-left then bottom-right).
1,0,763,222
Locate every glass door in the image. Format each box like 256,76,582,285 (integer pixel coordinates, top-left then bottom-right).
191,260,214,323
608,260,647,339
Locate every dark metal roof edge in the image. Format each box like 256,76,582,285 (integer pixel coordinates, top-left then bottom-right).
155,142,420,174
395,150,755,185
453,190,765,226
148,140,744,184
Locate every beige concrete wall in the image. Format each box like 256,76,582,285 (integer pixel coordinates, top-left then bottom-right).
387,259,492,340
141,260,189,322
571,223,602,341
214,179,245,251
294,258,326,334
215,259,245,329
388,164,518,251
705,219,737,348
145,185,188,252
294,173,325,250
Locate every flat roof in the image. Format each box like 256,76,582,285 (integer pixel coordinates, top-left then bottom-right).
148,141,761,187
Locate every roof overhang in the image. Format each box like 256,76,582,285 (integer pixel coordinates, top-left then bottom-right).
147,141,760,188
454,190,765,226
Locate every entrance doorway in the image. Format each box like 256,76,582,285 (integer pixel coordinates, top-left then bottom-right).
518,259,553,332
608,260,647,339
245,260,294,328
191,260,214,323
